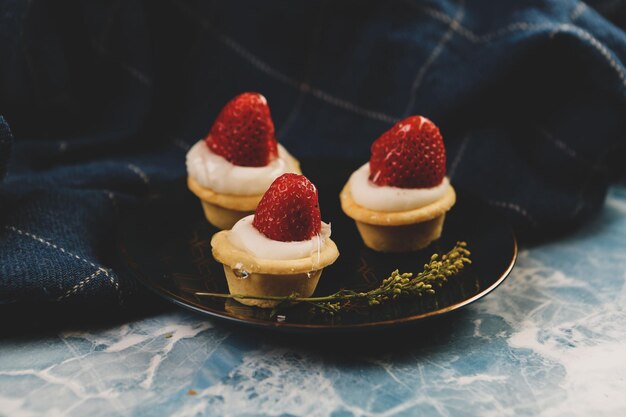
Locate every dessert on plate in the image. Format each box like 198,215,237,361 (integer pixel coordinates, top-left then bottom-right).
211,173,340,308
340,116,455,252
186,92,301,229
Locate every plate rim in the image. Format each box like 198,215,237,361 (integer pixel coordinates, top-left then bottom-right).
118,226,517,332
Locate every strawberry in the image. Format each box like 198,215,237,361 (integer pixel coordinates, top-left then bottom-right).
253,173,322,242
369,116,446,188
205,92,278,167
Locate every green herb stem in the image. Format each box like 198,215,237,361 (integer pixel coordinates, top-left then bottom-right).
195,241,471,314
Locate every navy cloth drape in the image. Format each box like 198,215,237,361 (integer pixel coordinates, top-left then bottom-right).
1,0,625,307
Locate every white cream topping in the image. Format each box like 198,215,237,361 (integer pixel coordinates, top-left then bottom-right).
229,215,331,261
349,163,449,212
186,140,298,195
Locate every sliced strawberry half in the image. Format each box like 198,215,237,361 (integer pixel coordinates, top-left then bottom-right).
205,92,278,167
369,116,446,188
252,173,322,242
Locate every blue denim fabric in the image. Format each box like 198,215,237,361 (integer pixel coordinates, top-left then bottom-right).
0,0,625,307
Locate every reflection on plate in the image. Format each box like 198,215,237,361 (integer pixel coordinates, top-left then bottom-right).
118,160,516,332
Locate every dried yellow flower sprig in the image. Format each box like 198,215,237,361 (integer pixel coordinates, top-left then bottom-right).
196,242,471,315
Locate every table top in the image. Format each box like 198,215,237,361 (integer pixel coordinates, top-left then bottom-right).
1,185,625,417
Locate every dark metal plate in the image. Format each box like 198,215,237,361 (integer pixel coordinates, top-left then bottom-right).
118,160,517,332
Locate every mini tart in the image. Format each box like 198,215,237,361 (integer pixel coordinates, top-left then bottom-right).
211,230,339,308
187,154,301,230
340,181,456,252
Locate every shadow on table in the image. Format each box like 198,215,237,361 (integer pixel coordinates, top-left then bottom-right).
0,295,173,339
213,311,467,357
1,297,467,359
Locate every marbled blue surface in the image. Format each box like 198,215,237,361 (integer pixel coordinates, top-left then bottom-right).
1,186,625,417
